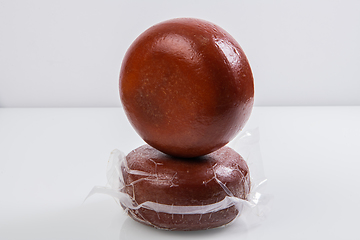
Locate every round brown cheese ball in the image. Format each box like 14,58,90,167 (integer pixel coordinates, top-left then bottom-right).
119,18,254,158
121,144,251,230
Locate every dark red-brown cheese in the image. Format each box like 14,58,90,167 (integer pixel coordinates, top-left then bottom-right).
121,144,251,230
119,18,254,158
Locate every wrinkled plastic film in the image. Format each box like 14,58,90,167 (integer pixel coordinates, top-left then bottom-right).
230,128,271,225
87,128,270,226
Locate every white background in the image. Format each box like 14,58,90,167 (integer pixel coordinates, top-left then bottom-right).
1,107,360,239
1,0,360,107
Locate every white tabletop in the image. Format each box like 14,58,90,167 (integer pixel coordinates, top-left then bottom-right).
1,106,359,239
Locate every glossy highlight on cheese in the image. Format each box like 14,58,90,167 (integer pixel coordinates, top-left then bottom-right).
119,18,254,158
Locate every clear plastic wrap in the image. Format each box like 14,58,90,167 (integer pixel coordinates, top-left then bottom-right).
87,128,271,230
